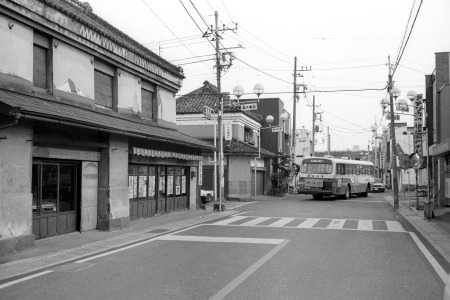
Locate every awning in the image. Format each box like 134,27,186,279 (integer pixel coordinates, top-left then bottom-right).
0,88,215,151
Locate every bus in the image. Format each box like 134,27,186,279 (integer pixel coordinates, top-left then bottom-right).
296,156,375,200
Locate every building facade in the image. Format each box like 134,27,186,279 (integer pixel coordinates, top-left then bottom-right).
176,81,276,200
429,52,450,208
0,0,214,256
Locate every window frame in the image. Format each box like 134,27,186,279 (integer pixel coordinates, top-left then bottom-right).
94,60,117,110
141,81,156,121
33,32,53,93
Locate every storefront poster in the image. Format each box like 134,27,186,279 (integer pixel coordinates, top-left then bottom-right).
139,176,147,198
128,176,137,200
182,176,186,194
148,176,155,198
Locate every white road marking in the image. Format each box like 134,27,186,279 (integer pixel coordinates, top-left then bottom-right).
212,216,247,225
327,219,346,229
269,218,295,227
409,232,448,283
155,235,284,245
341,200,383,203
297,218,320,228
239,217,271,226
210,240,290,300
210,217,405,232
357,220,373,231
385,220,405,232
0,270,53,290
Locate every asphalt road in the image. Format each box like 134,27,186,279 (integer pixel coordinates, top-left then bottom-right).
0,192,445,300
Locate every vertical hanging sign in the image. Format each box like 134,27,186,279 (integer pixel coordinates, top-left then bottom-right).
198,161,202,185
414,94,424,157
224,122,232,140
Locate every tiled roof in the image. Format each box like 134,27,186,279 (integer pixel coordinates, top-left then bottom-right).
176,81,263,122
38,0,183,78
201,138,277,158
0,89,215,150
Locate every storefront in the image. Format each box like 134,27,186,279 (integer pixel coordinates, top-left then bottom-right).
128,147,201,220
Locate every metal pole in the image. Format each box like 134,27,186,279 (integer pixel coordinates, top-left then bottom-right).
214,11,223,211
292,57,297,152
312,95,315,156
213,122,217,202
388,56,400,209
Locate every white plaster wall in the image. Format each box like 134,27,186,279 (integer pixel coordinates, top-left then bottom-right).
0,16,32,81
158,88,176,124
81,161,98,231
109,134,129,219
0,124,33,239
53,41,94,98
118,71,140,113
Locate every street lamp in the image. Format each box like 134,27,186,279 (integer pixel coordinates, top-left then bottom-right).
232,84,265,197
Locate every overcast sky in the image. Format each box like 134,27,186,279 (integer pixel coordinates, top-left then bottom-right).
87,0,450,152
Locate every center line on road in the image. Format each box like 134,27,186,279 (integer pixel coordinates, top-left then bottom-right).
210,240,289,300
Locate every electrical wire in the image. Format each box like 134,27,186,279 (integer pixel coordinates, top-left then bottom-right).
141,0,210,69
393,0,423,76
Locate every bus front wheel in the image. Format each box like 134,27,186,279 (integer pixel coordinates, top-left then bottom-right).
313,194,324,200
342,185,350,199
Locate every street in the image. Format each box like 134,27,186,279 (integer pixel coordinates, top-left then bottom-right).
0,192,445,300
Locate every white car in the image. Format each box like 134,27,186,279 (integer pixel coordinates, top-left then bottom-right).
372,178,386,192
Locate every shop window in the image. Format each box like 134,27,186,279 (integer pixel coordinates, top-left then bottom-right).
32,162,77,215
141,81,155,120
94,60,115,108
181,168,187,196
33,32,51,90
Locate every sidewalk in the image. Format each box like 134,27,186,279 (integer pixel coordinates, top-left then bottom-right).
384,190,450,266
0,202,243,283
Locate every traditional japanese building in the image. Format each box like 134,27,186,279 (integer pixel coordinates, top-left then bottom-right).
0,0,214,256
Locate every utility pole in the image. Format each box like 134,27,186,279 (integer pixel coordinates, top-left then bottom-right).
312,95,315,156
388,56,400,209
327,126,330,155
292,57,298,154
214,11,224,211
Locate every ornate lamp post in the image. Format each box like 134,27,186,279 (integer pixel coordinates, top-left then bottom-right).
232,84,264,197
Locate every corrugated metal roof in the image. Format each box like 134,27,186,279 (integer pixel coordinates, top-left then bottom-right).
0,89,215,150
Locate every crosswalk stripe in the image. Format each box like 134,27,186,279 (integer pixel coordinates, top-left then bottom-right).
269,218,295,227
213,216,247,225
357,220,373,231
297,218,320,228
327,219,346,229
239,217,271,226
210,217,405,232
385,221,405,232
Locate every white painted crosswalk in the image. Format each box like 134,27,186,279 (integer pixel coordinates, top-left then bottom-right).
209,216,405,232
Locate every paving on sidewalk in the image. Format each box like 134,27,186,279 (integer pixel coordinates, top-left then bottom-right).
0,203,243,283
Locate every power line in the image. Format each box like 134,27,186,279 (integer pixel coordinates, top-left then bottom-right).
141,0,210,69
393,0,423,76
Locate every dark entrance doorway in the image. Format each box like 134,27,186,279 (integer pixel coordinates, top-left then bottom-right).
32,161,79,239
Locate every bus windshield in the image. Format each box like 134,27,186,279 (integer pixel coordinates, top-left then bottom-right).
300,162,333,174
